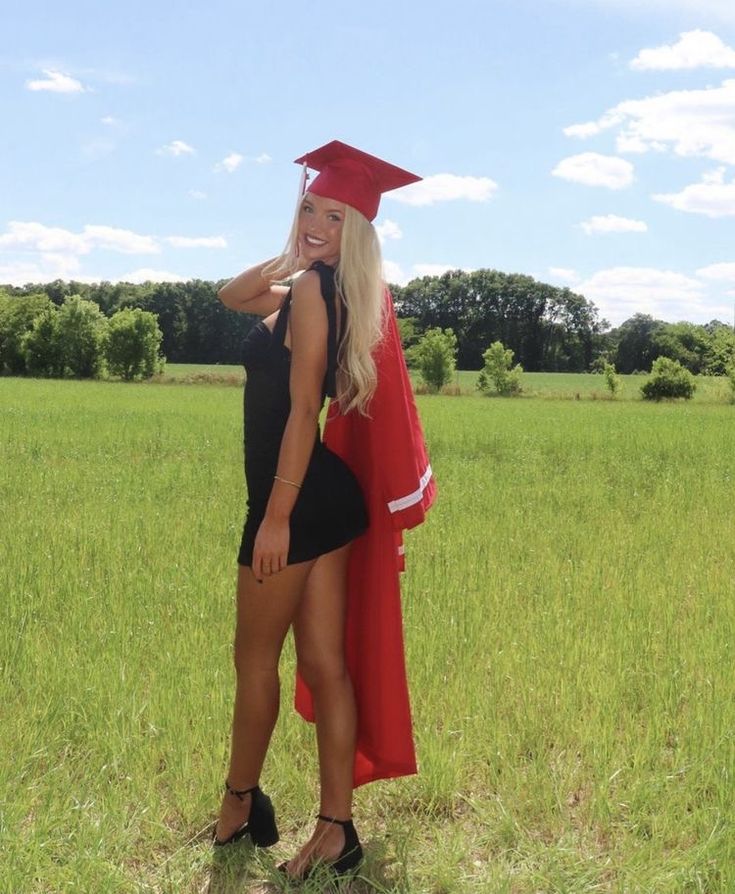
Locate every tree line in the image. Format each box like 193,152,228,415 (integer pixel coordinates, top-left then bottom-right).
0,291,163,380
2,272,734,376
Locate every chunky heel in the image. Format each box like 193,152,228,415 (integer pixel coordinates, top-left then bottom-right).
248,789,280,847
213,781,279,848
278,814,363,879
319,815,362,876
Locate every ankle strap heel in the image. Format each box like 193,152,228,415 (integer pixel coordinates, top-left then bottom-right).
316,814,363,876
213,781,279,848
225,780,258,801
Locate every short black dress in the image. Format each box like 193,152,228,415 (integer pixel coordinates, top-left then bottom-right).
237,261,369,567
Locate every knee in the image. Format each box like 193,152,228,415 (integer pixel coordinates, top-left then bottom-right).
297,652,349,693
232,637,279,680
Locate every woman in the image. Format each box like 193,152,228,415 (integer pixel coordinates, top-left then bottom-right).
214,141,433,879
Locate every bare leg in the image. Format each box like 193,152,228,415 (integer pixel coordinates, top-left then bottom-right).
215,561,315,843
285,543,356,873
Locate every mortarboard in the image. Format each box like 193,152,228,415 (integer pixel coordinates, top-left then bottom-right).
293,140,421,222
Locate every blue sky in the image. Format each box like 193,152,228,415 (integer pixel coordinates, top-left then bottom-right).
2,0,735,327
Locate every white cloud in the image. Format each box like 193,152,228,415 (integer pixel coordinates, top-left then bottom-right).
615,133,666,154
117,268,188,284
188,190,207,200
0,221,224,286
564,122,606,139
157,140,196,157
375,219,403,244
631,30,735,71
580,214,648,234
100,115,120,126
552,153,634,189
548,267,580,283
81,225,159,254
0,254,101,286
252,153,272,164
564,112,623,139
381,261,470,285
412,263,463,278
653,167,735,217
697,261,735,281
26,69,87,94
389,173,498,206
214,152,244,173
564,79,735,166
165,235,227,248
575,266,724,325
0,221,88,254
382,260,406,284
0,221,159,256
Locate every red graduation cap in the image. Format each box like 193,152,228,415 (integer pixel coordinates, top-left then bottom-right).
293,140,421,222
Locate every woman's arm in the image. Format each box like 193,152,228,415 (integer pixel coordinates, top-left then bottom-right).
251,269,328,580
217,258,290,317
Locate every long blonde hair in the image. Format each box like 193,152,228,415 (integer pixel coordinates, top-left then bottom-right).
264,195,384,415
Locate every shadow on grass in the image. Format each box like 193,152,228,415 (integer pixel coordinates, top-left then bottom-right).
204,836,406,894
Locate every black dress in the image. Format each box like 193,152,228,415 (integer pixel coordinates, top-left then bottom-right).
237,261,369,567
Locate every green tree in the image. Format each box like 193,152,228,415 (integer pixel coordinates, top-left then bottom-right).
393,268,603,371
56,295,108,378
0,292,55,374
410,327,457,393
652,321,710,374
105,307,165,380
611,313,664,374
395,317,419,352
703,324,735,376
477,341,523,396
21,307,65,377
640,356,696,401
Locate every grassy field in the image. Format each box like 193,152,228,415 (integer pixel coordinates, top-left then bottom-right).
154,364,734,405
2,376,735,893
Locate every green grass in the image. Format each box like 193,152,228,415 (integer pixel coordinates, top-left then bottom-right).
2,378,735,892
153,364,734,404
452,370,732,402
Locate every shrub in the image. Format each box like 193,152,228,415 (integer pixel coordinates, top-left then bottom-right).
409,327,457,393
477,341,523,396
726,364,735,403
603,361,620,398
105,307,165,380
640,356,696,401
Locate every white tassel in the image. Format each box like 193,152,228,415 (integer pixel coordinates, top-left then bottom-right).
298,161,309,197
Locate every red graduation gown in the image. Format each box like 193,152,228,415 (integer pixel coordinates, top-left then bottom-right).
294,288,436,787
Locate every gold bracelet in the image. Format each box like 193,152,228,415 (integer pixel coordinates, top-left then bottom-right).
274,474,301,490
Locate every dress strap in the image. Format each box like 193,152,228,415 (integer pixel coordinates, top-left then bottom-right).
271,291,291,348
309,261,341,398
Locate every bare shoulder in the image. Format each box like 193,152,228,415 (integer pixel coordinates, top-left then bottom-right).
289,270,328,324
290,269,323,306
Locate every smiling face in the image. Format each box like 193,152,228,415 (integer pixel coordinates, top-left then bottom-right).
296,191,346,267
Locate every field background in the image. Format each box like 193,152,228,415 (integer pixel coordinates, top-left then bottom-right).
1,370,735,893
153,364,733,405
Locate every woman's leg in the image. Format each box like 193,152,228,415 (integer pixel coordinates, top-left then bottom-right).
285,543,356,872
215,560,315,842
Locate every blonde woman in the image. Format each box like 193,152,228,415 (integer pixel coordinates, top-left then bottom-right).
214,141,427,880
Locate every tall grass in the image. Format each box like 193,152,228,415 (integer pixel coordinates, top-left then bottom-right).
1,379,734,892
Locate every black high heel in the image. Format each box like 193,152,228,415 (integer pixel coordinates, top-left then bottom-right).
213,781,279,848
278,814,363,879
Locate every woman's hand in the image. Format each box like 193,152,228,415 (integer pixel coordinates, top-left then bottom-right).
252,516,290,582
